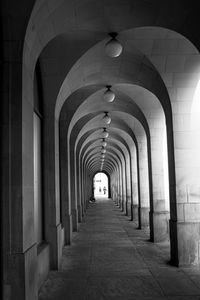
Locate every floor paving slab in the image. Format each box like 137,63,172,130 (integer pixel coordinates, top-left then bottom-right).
39,198,200,300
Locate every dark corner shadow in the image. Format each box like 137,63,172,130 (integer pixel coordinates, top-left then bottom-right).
167,259,179,268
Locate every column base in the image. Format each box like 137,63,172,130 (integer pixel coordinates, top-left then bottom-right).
121,199,125,212
130,203,134,221
133,204,138,222
150,211,169,242
81,201,85,217
37,243,50,289
170,220,200,266
9,244,37,300
126,196,131,216
78,204,82,223
118,196,121,208
125,200,128,216
56,223,64,269
46,223,63,269
139,207,149,228
72,208,78,232
117,194,120,206
64,213,72,245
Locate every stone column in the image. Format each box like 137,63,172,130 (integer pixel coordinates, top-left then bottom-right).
121,161,127,212
131,145,139,223
2,49,37,299
137,136,150,228
76,155,82,222
149,125,170,242
59,120,72,245
162,48,200,266
171,98,200,266
43,117,63,268
113,171,118,204
68,143,78,232
80,163,86,215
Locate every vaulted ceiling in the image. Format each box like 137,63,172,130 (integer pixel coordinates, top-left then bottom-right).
24,0,200,176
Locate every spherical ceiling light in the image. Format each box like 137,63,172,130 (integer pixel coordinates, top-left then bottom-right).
103,112,111,125
105,32,123,58
103,85,115,103
102,138,107,148
101,147,106,154
102,128,109,139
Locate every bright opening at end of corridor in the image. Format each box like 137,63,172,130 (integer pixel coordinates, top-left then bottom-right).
93,172,109,198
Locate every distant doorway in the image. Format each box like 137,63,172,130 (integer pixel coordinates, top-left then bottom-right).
94,173,108,198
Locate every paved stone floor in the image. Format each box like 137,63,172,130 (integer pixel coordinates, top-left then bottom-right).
39,198,200,300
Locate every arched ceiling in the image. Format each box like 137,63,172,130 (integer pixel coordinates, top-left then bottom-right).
26,0,200,177
25,0,200,68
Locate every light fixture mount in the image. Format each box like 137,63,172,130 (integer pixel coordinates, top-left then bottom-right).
103,85,115,103
102,127,109,139
102,138,107,148
101,146,106,154
105,32,123,58
103,111,111,125
109,32,118,39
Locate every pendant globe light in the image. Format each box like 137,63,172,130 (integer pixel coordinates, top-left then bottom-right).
103,112,111,125
103,85,115,103
102,138,107,148
101,147,106,154
105,32,123,58
102,128,109,138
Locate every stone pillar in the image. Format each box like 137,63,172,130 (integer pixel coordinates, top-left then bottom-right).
171,110,200,265
113,172,118,204
119,162,124,210
121,164,127,212
149,126,170,242
2,50,37,299
129,153,134,221
43,117,63,268
68,140,78,232
80,164,86,215
76,156,82,222
131,146,139,223
59,120,72,245
164,52,200,265
118,166,122,208
137,136,150,228
156,39,200,265
117,175,119,206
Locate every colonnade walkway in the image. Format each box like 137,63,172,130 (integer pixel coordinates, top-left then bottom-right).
39,198,200,300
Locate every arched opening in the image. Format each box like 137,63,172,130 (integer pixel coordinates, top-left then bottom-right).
93,172,109,198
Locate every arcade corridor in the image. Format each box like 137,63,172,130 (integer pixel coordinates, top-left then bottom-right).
39,198,200,300
2,1,200,299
